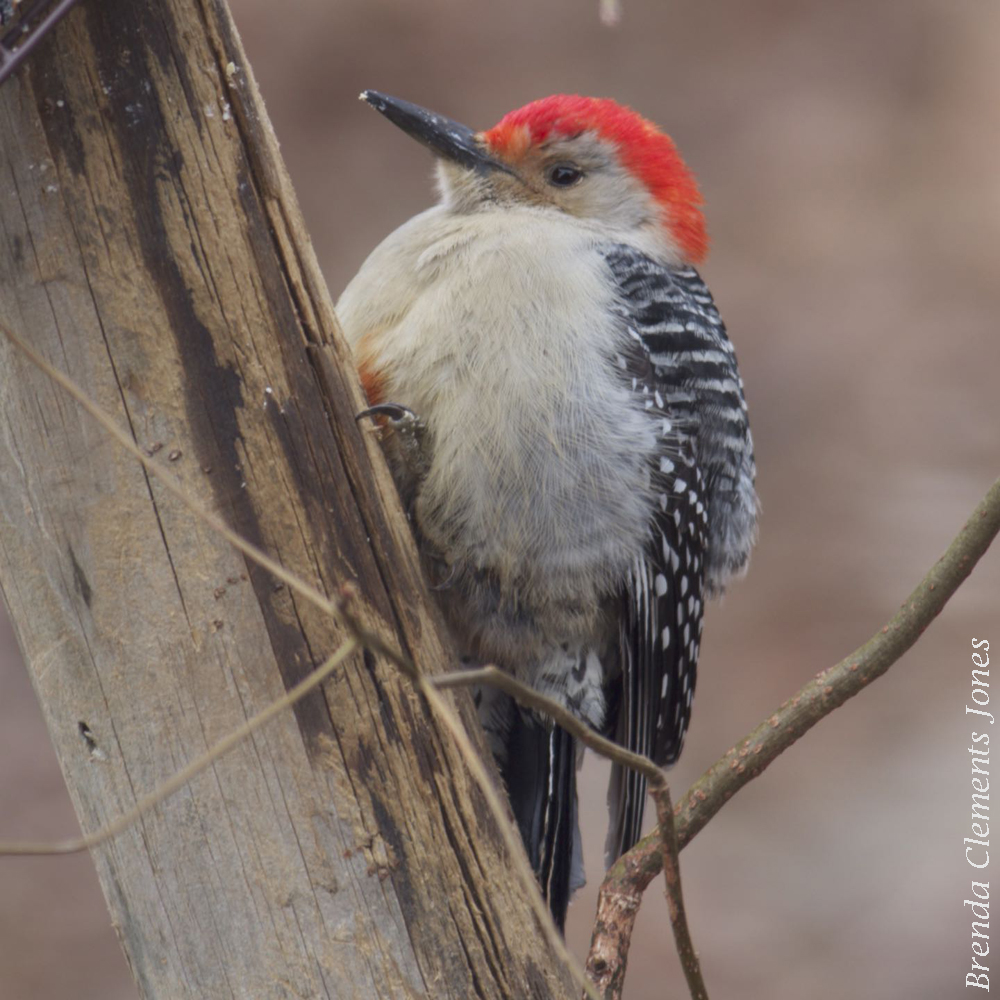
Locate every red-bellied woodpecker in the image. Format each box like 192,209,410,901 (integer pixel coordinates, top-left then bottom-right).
338,91,758,929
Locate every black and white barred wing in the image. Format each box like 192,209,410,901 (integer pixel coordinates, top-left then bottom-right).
601,243,752,862
607,248,757,592
605,405,707,862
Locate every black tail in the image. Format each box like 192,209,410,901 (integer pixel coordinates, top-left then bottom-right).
501,710,581,931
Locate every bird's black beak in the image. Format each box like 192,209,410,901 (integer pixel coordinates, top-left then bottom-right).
360,90,515,177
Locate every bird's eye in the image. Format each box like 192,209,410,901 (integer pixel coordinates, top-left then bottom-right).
546,162,584,187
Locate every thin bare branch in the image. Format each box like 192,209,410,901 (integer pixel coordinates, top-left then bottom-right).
649,777,707,999
0,0,82,86
586,474,1000,998
431,665,662,783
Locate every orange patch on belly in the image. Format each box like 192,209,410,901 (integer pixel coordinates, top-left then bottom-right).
355,330,386,406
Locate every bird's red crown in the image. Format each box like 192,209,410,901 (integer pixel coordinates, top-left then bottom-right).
482,95,707,263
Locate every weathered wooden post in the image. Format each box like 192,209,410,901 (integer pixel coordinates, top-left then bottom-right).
0,1,575,996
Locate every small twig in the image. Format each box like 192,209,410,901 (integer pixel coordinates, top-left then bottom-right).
649,777,706,999
431,665,662,784
0,0,82,87
0,638,359,855
587,475,1000,998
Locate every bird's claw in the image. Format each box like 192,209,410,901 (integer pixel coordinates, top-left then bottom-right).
356,402,418,425
356,401,430,493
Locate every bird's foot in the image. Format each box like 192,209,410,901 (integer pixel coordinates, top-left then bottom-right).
356,402,430,500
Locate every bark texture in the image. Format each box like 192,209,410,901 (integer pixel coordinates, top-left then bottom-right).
0,1,574,996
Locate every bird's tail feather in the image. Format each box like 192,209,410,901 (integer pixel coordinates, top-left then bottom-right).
501,710,582,932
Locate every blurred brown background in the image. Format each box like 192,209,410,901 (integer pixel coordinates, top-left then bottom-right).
3,0,999,997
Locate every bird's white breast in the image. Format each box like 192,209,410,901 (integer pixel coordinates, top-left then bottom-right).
337,206,658,607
